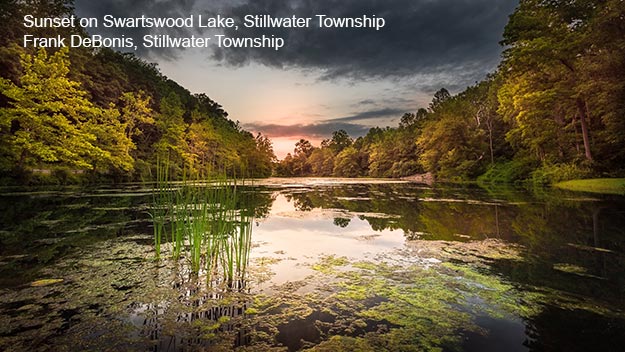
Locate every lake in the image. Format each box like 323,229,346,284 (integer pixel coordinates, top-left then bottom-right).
1,178,624,351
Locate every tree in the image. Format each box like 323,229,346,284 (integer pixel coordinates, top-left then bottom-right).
429,88,451,112
84,105,134,174
333,147,361,177
0,48,129,175
578,0,625,170
289,139,313,176
417,91,488,179
309,148,335,176
328,129,353,154
469,77,510,165
498,0,622,166
186,110,219,176
154,92,189,175
119,91,154,144
294,139,314,157
248,132,276,177
400,108,428,129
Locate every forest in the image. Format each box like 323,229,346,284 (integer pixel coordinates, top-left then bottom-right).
1,0,624,185
0,0,276,184
277,0,625,185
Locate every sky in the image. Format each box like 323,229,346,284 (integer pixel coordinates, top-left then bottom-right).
74,0,519,158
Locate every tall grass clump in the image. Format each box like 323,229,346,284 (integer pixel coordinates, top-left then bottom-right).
203,176,253,288
149,157,169,259
150,161,253,287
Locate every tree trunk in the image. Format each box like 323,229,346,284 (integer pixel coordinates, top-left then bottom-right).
576,97,593,161
18,148,27,169
571,113,581,154
487,118,494,165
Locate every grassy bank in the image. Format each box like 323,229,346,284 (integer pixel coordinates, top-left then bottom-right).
554,179,625,195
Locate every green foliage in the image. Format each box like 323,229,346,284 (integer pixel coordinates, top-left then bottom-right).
309,148,335,176
277,125,423,178
368,126,421,178
0,5,275,184
247,133,276,177
328,129,353,154
417,87,492,180
333,147,361,177
529,163,595,186
277,1,624,182
555,178,625,195
3,0,623,184
477,159,538,184
499,0,625,171
0,48,133,178
154,92,189,176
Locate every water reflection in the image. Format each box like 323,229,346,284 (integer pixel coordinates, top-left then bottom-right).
129,272,252,351
271,183,625,305
1,180,625,351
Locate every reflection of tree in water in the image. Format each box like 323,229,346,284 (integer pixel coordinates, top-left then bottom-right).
135,185,268,351
133,263,252,350
239,186,275,220
280,184,515,241
333,217,351,228
277,184,625,305
284,192,315,211
3,183,625,351
0,187,151,286
499,199,625,306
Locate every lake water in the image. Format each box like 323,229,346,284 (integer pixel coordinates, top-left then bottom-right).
1,178,624,351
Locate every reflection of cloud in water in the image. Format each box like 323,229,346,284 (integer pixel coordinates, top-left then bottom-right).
251,194,406,285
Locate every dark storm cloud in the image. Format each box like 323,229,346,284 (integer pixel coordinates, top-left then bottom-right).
243,122,371,139
213,0,519,80
244,104,413,139
74,0,517,82
357,99,376,105
74,0,198,59
329,108,405,123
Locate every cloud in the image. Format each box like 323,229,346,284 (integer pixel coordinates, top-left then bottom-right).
74,0,517,83
329,108,406,123
243,104,413,139
242,122,372,139
212,0,518,81
358,99,375,105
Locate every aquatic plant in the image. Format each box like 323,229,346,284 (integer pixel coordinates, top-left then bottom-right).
150,163,253,286
149,156,169,259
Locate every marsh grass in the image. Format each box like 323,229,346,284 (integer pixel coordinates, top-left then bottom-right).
150,159,253,287
149,157,168,258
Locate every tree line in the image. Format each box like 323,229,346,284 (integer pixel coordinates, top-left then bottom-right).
277,0,625,184
0,0,276,184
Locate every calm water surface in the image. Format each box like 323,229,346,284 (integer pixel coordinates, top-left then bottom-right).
1,178,624,351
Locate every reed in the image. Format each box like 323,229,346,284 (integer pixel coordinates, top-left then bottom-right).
151,163,253,287
149,156,169,259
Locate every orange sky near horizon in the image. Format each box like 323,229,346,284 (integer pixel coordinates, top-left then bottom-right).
270,137,324,160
